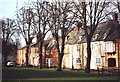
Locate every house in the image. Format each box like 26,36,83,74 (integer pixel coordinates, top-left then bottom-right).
116,39,120,72
62,44,83,69
63,41,106,69
44,39,58,68
16,16,120,70
16,46,26,66
16,37,58,67
62,19,120,70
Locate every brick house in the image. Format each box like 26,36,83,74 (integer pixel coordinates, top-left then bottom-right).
16,38,58,67
44,41,58,68
16,46,26,66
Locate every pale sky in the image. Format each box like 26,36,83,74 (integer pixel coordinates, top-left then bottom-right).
0,0,37,47
0,0,36,19
0,0,118,19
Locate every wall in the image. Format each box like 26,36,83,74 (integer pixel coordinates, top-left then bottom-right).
44,49,58,67
63,41,108,70
63,44,84,69
16,40,119,69
105,40,118,68
16,48,26,65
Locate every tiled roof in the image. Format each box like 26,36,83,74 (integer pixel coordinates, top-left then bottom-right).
69,20,120,44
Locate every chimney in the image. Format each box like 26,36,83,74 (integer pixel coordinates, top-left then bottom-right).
112,13,118,21
36,35,39,43
74,27,79,32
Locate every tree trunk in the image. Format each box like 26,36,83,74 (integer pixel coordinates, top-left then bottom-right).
57,36,65,71
85,40,92,73
2,41,7,66
4,55,7,67
39,43,43,69
26,46,29,66
57,54,63,71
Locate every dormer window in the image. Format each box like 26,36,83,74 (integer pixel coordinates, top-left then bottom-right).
78,36,83,42
93,34,99,41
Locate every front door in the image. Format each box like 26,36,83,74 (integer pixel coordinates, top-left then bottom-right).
48,59,51,67
46,58,52,67
108,58,116,67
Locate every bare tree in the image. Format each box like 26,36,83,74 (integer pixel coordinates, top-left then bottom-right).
117,1,120,12
31,0,50,69
48,1,77,71
74,0,114,73
1,18,17,43
0,18,17,65
17,5,36,66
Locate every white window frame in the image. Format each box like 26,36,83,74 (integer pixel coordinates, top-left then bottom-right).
96,58,101,64
46,58,53,64
105,41,115,52
76,58,81,64
77,46,80,52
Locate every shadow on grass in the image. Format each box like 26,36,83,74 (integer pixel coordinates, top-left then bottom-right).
2,67,119,80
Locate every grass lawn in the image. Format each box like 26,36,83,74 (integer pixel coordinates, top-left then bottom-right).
2,67,119,82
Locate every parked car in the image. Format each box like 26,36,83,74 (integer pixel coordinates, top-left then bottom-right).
7,62,15,67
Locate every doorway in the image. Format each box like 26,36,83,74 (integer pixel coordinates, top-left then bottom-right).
108,58,116,67
46,58,52,67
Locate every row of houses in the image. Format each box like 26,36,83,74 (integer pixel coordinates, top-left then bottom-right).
16,19,120,70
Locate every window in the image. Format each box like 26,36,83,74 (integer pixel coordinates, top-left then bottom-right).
96,58,101,64
33,56,38,59
46,52,49,55
46,58,48,64
50,51,53,54
35,48,38,53
50,59,53,64
79,36,82,41
105,42,115,52
65,46,69,53
77,46,80,52
76,58,81,63
46,58,53,64
67,47,69,53
21,59,22,63
93,34,99,41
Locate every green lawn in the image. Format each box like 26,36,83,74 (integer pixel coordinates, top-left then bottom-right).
2,67,119,82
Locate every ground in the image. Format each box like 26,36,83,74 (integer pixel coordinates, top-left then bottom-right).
2,67,119,82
